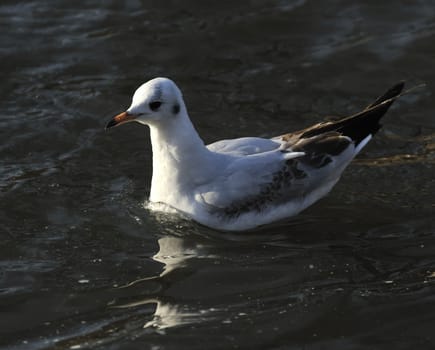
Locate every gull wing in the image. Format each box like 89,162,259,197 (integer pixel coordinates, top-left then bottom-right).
197,135,355,218
197,82,405,219
207,137,280,156
275,81,405,147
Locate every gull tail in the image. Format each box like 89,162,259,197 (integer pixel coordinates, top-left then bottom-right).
301,81,405,146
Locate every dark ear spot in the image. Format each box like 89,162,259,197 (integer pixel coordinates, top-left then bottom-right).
172,103,180,115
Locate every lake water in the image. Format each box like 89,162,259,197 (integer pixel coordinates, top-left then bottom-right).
1,1,435,349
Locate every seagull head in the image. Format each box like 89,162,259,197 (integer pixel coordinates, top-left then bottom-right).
106,77,185,129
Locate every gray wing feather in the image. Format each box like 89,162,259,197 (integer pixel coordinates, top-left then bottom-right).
197,133,355,218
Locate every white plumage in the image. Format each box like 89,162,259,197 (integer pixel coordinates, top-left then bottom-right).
106,78,404,231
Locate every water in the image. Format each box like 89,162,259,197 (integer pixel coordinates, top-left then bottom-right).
1,1,434,349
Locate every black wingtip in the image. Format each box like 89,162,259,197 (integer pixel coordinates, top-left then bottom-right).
300,82,408,145
337,82,407,144
366,81,405,109
389,80,406,98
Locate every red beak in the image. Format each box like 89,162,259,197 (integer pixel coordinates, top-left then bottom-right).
106,111,136,129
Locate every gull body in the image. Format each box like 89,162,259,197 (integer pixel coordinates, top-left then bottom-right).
107,78,404,231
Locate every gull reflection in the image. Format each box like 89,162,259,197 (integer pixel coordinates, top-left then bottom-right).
153,235,203,276
142,299,202,331
112,234,216,331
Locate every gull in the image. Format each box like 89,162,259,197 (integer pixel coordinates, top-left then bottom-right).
106,78,404,231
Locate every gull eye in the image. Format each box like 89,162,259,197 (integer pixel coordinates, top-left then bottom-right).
149,101,162,111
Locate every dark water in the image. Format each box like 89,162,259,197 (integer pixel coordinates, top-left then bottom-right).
1,1,435,349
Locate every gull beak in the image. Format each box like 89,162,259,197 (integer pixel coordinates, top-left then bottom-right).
106,111,136,129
